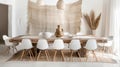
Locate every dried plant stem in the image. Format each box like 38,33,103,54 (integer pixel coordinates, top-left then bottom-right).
83,10,101,30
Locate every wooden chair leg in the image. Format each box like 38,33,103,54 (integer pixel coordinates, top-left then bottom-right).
15,53,21,61
30,49,35,59
61,50,65,61
77,51,81,62
15,50,26,61
45,50,49,61
35,47,38,59
86,51,88,62
20,50,25,61
70,50,73,62
37,50,41,61
53,50,57,61
92,50,98,62
46,50,50,60
28,50,33,61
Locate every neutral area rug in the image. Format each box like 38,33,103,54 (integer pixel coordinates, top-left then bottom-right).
0,45,120,67
0,45,119,63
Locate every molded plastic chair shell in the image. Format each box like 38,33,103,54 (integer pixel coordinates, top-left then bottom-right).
53,39,64,50
21,39,33,49
37,39,49,50
85,39,97,50
69,39,81,50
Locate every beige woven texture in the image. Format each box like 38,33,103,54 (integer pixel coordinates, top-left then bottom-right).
28,0,82,35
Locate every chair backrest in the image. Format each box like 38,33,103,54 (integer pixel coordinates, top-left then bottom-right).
69,39,81,50
37,39,49,50
104,36,113,47
53,39,64,50
40,32,53,38
3,35,9,40
85,39,97,50
2,35,13,46
107,36,113,41
21,39,33,49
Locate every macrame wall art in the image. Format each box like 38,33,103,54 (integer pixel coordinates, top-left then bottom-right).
28,0,82,35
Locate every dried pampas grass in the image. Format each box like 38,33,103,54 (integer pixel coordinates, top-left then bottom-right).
84,10,101,30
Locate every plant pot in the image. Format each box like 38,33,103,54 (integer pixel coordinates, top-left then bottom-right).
92,30,96,35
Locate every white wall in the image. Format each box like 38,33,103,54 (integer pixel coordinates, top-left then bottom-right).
14,0,28,36
81,0,103,36
0,0,13,5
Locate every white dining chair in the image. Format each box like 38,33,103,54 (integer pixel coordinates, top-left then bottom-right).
52,39,65,61
98,36,113,53
42,32,53,38
2,35,18,54
36,39,49,61
69,39,81,61
19,39,34,61
85,39,98,61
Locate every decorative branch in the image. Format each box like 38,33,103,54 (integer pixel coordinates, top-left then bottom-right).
83,10,101,30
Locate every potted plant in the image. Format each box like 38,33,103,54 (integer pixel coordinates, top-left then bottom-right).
83,10,101,35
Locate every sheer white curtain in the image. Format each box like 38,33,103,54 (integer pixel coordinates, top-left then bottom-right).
102,0,111,36
102,0,120,56
110,0,120,56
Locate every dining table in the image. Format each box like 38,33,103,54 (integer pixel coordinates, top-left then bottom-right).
9,35,107,57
